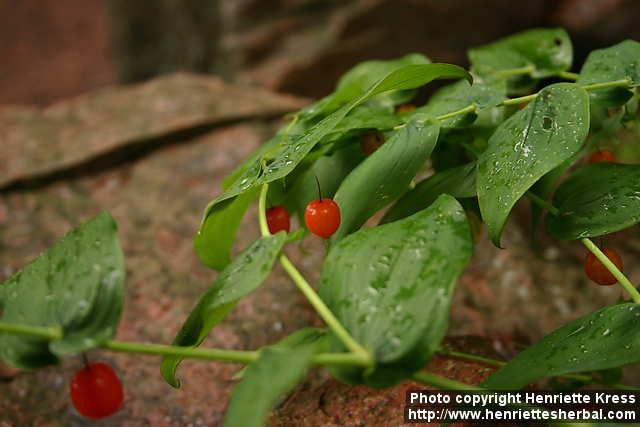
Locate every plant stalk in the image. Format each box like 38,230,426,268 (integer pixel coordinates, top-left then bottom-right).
258,184,373,364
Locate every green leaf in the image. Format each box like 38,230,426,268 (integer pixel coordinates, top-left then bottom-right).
545,163,640,240
469,28,572,92
319,195,472,387
0,212,124,369
331,53,431,109
327,105,402,136
223,345,315,427
161,232,287,387
194,188,259,270
381,162,476,224
211,63,471,208
416,79,505,128
330,115,440,242
483,303,640,390
477,83,590,246
577,40,640,106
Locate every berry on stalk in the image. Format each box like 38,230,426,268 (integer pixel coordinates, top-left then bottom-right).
266,206,290,233
70,362,124,419
588,149,616,164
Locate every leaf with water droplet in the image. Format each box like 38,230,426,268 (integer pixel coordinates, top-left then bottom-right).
577,40,640,107
0,212,124,369
483,303,640,390
469,28,573,94
546,163,640,240
319,195,472,387
161,232,287,388
381,162,477,224
477,83,590,246
330,116,440,243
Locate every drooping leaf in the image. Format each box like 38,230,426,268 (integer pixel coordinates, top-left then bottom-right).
469,28,572,93
161,232,287,387
330,115,440,242
477,83,590,246
416,79,505,128
381,162,477,224
483,303,640,390
577,40,640,107
0,212,124,369
319,195,472,387
211,63,471,208
330,53,431,109
223,345,315,427
194,188,259,270
545,163,640,240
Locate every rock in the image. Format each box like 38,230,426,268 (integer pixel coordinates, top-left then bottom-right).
0,73,307,189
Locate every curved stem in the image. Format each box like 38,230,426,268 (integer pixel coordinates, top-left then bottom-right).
581,238,640,304
557,71,579,81
258,183,270,236
257,184,373,363
0,321,371,368
525,192,640,303
435,104,476,121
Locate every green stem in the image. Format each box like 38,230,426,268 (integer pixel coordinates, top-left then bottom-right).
525,191,559,216
258,183,270,236
412,370,482,391
435,104,476,121
581,238,640,304
0,322,61,340
257,184,373,364
525,191,640,303
0,321,371,368
581,78,632,92
279,254,372,362
501,93,538,106
557,71,579,81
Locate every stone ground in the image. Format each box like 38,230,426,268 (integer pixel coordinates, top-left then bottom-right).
1,74,639,426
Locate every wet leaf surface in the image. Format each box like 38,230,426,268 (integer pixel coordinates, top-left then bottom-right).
483,303,640,390
0,212,124,369
477,83,590,246
546,163,640,240
319,195,472,387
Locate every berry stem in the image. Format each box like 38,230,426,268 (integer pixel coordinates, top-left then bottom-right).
0,322,61,340
501,78,632,106
259,184,373,363
526,191,640,303
491,64,535,78
581,238,640,304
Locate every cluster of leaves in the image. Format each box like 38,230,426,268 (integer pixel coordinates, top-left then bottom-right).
2,28,640,426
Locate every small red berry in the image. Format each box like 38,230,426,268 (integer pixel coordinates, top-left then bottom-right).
304,199,341,239
360,131,385,155
266,206,290,233
70,362,124,419
588,149,616,164
395,103,416,113
584,247,623,286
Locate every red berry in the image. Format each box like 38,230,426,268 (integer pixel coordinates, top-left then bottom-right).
588,149,616,164
304,199,341,239
360,131,385,155
584,247,623,286
266,206,290,233
395,103,416,113
70,362,124,419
